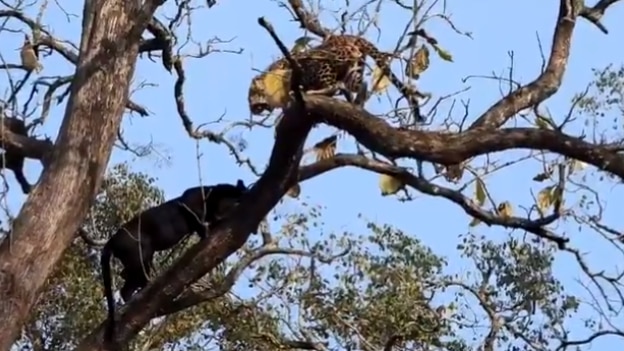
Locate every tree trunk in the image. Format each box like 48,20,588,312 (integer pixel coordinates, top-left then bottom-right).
0,0,157,349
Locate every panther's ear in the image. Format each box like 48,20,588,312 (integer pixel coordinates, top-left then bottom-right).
236,179,246,190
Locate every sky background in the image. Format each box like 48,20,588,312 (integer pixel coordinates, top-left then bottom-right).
2,0,624,349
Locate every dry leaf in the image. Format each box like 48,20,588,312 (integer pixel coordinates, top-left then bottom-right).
371,66,391,94
20,36,41,73
379,174,404,196
536,186,553,215
406,46,430,79
532,166,553,182
532,172,550,182
497,201,513,218
313,135,338,161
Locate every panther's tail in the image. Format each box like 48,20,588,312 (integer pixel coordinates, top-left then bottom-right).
101,240,116,342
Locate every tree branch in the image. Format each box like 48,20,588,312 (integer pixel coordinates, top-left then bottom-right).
467,0,579,131
78,74,624,348
0,117,53,164
0,10,157,116
284,0,330,38
159,243,349,316
299,153,569,246
300,95,624,179
579,0,622,34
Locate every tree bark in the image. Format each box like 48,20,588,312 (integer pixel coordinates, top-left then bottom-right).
0,0,158,348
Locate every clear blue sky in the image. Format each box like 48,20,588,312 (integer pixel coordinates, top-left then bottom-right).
2,0,624,349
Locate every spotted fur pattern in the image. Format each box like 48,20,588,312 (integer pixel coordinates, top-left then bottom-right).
247,35,424,123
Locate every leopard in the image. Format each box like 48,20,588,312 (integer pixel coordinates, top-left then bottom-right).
247,34,425,123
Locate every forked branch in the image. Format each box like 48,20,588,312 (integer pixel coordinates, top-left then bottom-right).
467,0,578,131
466,0,621,130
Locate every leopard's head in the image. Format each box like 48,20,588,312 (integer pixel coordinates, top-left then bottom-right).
248,74,274,116
248,68,293,116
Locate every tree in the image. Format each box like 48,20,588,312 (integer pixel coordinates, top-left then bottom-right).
0,0,623,350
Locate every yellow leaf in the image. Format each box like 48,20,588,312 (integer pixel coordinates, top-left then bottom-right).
379,174,404,196
261,69,291,109
432,44,453,62
536,186,553,215
475,177,486,206
371,66,391,94
286,183,301,198
469,217,481,227
405,46,430,79
497,201,513,218
20,38,42,73
312,135,338,161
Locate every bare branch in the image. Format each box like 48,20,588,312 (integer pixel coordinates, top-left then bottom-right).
159,243,350,316
170,57,262,175
467,0,579,130
299,153,568,246
579,0,623,34
283,0,330,38
0,10,154,116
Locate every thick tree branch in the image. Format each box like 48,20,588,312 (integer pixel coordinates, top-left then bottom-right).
80,102,610,345
0,117,53,163
300,96,624,179
467,0,578,131
79,70,624,348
